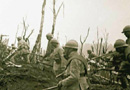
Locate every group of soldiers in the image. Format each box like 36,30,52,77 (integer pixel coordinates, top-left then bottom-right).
111,25,130,89
4,25,130,90
43,25,130,90
7,33,88,90
7,36,30,63
42,33,89,90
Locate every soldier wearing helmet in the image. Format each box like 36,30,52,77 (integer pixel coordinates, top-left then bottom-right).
48,38,66,76
122,25,130,44
87,50,96,60
11,44,16,50
43,33,54,58
58,40,89,90
50,38,59,50
113,39,130,89
11,36,30,63
9,44,17,54
114,39,128,53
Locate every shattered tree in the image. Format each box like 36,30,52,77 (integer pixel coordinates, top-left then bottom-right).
80,28,90,56
22,18,34,43
31,0,46,63
51,0,64,35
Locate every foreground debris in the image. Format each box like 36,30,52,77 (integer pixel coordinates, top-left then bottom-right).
0,61,58,90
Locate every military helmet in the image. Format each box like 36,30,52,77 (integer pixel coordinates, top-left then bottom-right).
50,38,59,44
64,40,78,49
11,44,16,49
46,33,53,38
17,36,22,40
87,50,92,53
114,39,128,48
122,25,130,33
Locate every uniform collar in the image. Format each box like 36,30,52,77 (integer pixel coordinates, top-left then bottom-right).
126,38,130,44
68,51,78,58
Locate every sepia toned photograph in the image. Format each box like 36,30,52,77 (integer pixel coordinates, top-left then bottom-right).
0,0,130,90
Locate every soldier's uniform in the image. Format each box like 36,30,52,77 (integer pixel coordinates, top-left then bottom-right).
9,44,17,56
49,39,66,75
45,41,53,57
126,39,130,45
120,45,130,75
58,40,89,90
50,46,66,75
12,37,30,63
119,46,130,89
114,39,130,89
122,25,130,45
61,52,88,90
87,50,96,60
44,33,53,58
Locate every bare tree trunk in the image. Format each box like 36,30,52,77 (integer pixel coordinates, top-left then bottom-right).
23,18,29,40
14,25,19,45
45,0,63,55
96,29,99,55
99,38,103,55
51,1,64,35
51,0,56,35
31,0,46,63
80,28,90,56
25,29,34,42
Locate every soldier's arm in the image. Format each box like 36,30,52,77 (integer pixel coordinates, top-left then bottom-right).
127,54,130,62
125,46,130,62
58,48,64,57
58,48,67,69
44,42,53,57
49,48,58,59
61,59,80,86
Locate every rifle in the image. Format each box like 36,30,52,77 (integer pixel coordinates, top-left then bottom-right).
91,51,123,61
42,62,53,67
3,50,16,62
56,71,64,78
43,85,58,90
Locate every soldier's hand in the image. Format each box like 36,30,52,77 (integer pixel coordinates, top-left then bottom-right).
113,52,121,58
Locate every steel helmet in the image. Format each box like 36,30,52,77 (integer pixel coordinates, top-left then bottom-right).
122,25,130,33
50,38,59,44
114,39,128,48
17,36,22,40
46,33,53,38
11,44,16,49
64,40,78,49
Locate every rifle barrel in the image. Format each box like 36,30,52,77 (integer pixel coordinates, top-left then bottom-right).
43,85,58,90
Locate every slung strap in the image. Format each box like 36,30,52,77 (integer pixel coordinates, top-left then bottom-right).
66,55,88,75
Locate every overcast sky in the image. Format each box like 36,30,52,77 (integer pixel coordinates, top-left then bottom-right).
0,0,130,49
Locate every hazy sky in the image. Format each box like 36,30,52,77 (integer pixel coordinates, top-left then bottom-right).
0,0,130,49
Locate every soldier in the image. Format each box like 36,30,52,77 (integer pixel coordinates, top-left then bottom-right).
49,38,66,75
114,39,130,89
8,44,17,55
58,40,89,90
87,50,96,60
122,25,130,44
11,44,16,51
11,37,30,63
43,33,53,58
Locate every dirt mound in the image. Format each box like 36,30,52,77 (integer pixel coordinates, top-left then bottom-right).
0,62,58,90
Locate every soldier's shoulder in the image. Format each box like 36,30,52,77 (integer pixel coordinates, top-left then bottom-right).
55,47,63,51
69,58,78,63
126,45,130,48
70,58,83,65
125,45,130,52
125,46,130,57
